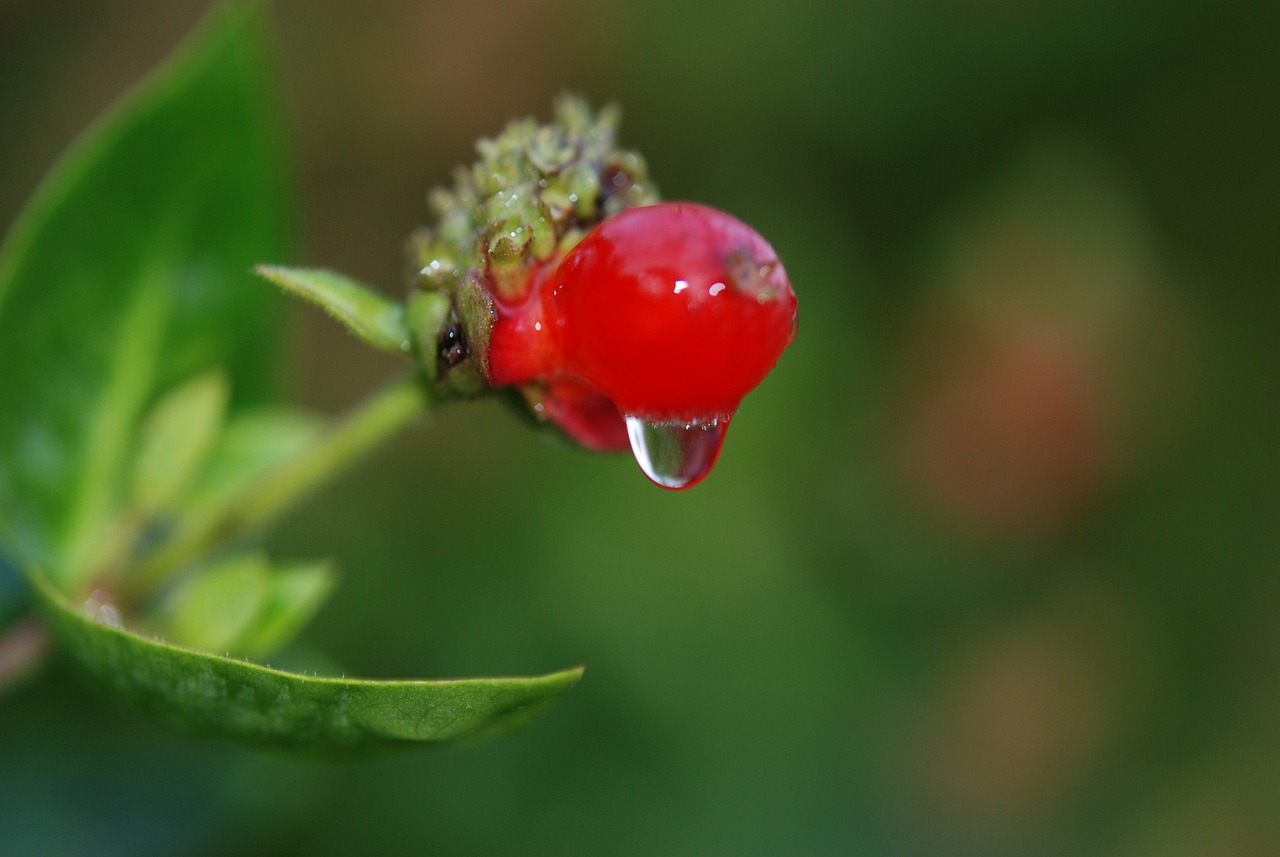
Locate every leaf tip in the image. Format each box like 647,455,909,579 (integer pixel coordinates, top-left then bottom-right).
253,265,410,354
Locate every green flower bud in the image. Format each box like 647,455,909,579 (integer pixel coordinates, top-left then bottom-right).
407,94,660,385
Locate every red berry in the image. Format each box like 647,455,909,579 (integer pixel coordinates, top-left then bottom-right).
553,203,796,422
486,202,796,487
538,376,631,452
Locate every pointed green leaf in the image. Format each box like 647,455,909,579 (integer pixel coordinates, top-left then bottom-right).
234,559,337,658
120,407,323,596
125,378,427,598
28,570,582,749
0,3,294,584
149,552,270,654
256,265,410,354
130,370,229,517
180,407,325,519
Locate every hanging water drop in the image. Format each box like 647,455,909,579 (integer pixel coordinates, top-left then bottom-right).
625,416,729,490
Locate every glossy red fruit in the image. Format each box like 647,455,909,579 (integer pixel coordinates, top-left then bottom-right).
487,202,796,487
552,203,796,422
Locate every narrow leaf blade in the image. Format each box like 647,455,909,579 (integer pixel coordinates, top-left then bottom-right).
253,264,404,353
148,552,270,654
234,559,337,658
130,370,229,516
29,570,583,749
180,407,325,519
255,265,410,354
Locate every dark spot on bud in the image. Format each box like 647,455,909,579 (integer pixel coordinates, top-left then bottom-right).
725,248,780,301
598,165,632,210
437,322,468,374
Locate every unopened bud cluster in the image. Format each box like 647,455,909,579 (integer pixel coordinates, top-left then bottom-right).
407,95,658,389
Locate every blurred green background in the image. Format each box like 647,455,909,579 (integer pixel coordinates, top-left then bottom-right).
2,0,1279,854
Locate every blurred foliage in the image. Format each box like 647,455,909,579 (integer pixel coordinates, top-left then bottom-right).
0,3,581,756
0,1,292,585
1,0,1278,855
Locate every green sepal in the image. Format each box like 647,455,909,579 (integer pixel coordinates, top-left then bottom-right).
404,290,451,378
404,289,490,398
256,265,410,355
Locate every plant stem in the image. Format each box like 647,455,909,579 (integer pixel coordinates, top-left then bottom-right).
125,373,432,597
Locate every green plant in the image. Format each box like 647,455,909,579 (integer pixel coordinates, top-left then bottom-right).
0,2,793,751
0,4,577,750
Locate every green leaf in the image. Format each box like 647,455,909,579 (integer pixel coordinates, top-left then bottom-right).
180,407,325,520
149,552,270,654
116,407,323,597
0,3,294,585
28,570,583,749
130,370,229,517
148,553,336,659
255,265,410,355
234,559,337,658
125,381,424,598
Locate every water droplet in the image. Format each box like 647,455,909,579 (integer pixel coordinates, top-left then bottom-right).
81,589,124,628
625,416,729,490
